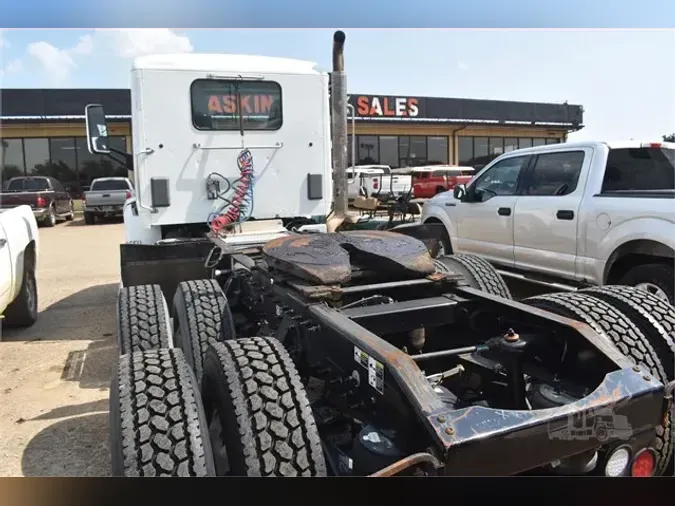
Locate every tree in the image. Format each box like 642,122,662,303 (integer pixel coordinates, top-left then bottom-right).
663,133,675,142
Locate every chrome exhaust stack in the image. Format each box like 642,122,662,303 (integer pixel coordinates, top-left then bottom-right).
326,30,348,233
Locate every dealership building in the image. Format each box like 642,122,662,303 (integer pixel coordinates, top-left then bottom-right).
0,88,584,195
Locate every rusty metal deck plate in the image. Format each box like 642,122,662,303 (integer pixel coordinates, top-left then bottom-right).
262,230,436,284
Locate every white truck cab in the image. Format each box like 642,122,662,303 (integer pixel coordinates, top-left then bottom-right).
87,53,333,244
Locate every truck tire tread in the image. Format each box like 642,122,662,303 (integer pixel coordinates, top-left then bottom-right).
435,253,511,299
579,285,675,378
173,279,236,385
110,348,215,477
525,291,672,474
201,336,326,477
117,284,173,355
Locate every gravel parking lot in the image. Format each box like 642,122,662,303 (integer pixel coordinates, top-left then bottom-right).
0,218,547,477
0,217,124,477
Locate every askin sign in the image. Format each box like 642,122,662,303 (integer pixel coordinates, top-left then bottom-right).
206,94,276,115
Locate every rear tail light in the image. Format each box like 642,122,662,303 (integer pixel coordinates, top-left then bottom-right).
125,191,132,200
604,446,631,477
82,194,86,205
35,196,46,208
630,449,656,477
373,179,379,190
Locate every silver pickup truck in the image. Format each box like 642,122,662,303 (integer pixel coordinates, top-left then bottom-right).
421,140,675,304
82,177,134,225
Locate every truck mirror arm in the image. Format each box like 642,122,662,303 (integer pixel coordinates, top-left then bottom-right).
105,148,134,171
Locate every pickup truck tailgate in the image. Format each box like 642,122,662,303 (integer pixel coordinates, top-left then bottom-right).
390,174,412,194
84,190,129,207
0,191,48,210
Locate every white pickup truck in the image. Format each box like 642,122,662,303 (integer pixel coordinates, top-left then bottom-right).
347,164,412,201
0,205,40,329
421,140,675,304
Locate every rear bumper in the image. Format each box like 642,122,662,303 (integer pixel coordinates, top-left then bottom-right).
85,204,124,215
430,368,667,475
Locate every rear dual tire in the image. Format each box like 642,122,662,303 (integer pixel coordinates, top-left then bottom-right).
525,287,674,475
435,253,512,299
172,279,236,385
201,336,327,476
116,284,173,355
109,348,216,477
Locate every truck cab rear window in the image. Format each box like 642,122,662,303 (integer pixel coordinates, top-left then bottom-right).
191,79,283,131
6,177,50,192
603,147,675,191
91,180,130,191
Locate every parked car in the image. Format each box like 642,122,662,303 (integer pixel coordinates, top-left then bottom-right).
0,205,39,328
82,177,134,225
421,140,675,304
0,176,75,227
411,165,475,198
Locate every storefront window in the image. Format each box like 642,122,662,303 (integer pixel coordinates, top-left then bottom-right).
24,138,51,175
427,136,448,164
409,136,427,166
4,135,129,197
48,138,78,188
519,138,533,149
533,138,546,147
504,138,518,152
473,137,490,168
546,138,560,144
1,139,25,185
489,137,504,157
358,136,379,165
379,136,399,167
458,137,473,165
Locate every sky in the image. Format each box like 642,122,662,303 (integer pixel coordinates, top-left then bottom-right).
1,28,674,141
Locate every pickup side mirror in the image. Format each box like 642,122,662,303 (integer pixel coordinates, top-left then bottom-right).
453,183,467,201
85,104,111,155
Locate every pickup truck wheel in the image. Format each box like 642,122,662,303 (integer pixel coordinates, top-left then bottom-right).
3,264,38,327
616,263,674,305
435,253,512,299
201,337,327,476
173,279,236,386
109,348,216,477
524,291,673,475
423,219,452,256
84,212,95,225
42,206,56,228
117,284,173,355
